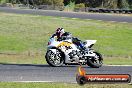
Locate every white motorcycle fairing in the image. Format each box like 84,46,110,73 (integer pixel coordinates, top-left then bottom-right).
45,36,103,68
47,38,97,64
85,40,96,47
47,38,78,63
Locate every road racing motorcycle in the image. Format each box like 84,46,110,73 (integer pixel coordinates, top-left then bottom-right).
45,37,103,68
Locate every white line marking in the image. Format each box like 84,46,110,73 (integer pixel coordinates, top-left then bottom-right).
61,17,67,19
12,81,77,83
120,22,129,24
52,18,58,19
97,20,103,21
109,21,116,23
12,81,54,83
51,16,130,24
85,19,92,20
104,65,132,66
71,18,78,19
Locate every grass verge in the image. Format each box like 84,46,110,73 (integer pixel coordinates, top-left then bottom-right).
0,83,131,88
0,12,132,65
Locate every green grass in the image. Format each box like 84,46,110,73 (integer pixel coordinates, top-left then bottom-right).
0,12,132,65
0,54,46,64
0,83,131,88
104,57,132,65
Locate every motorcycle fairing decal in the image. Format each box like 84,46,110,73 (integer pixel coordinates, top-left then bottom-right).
57,42,73,48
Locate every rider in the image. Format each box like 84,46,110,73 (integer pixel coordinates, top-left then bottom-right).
51,28,85,50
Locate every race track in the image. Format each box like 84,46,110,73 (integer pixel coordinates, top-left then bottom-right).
0,7,132,23
0,63,132,83
0,7,132,83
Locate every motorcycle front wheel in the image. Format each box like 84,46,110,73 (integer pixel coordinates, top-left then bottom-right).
87,52,103,68
45,49,64,67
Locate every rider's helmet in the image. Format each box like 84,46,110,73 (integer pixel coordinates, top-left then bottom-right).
56,28,65,38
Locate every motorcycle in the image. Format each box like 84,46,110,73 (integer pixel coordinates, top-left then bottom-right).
45,37,103,68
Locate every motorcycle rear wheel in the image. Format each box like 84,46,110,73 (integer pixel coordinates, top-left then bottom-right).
87,52,103,68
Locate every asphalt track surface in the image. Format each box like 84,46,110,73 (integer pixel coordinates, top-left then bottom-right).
0,63,132,83
0,7,132,23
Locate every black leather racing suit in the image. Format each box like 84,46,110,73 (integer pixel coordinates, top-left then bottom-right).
51,32,71,41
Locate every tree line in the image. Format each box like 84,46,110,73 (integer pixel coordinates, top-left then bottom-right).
0,0,132,9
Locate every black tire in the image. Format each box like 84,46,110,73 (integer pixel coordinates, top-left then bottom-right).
87,52,103,68
76,75,86,85
45,49,64,67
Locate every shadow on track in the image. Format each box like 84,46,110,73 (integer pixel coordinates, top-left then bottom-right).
0,63,90,68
